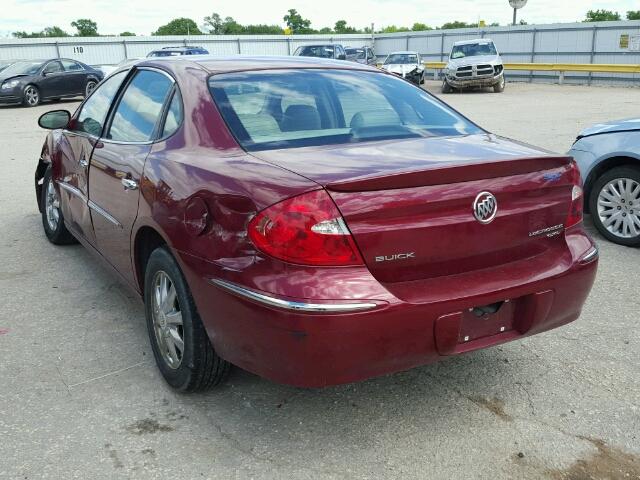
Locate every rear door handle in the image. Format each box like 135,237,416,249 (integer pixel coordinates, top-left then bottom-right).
121,178,138,190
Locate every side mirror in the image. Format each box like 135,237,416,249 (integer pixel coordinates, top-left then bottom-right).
38,110,71,130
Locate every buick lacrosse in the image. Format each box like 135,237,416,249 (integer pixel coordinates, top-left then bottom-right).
35,56,598,390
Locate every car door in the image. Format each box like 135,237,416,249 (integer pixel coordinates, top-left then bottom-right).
39,60,66,98
88,68,174,286
60,59,87,95
56,70,128,245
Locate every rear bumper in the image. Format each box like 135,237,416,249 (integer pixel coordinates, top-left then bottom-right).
179,230,598,388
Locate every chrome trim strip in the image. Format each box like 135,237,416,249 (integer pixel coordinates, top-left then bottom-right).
580,246,599,263
88,200,122,228
57,181,86,202
209,278,378,313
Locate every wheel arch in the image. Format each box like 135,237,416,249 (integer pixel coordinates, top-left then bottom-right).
584,155,640,213
133,225,170,293
35,137,55,213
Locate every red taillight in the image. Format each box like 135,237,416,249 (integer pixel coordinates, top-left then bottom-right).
566,161,584,229
248,189,364,266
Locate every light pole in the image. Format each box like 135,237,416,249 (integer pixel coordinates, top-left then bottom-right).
509,0,528,26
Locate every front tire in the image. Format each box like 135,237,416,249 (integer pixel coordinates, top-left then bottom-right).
23,85,40,107
144,247,230,392
442,80,454,93
40,167,76,245
589,166,640,247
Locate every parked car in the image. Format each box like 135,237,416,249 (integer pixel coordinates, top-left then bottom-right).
381,51,425,84
569,118,640,246
97,57,144,77
147,46,209,57
345,46,377,65
35,55,598,391
293,44,347,60
0,59,103,107
442,39,505,93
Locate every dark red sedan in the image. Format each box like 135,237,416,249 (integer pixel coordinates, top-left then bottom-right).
35,56,598,391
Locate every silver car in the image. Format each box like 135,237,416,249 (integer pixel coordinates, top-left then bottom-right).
569,118,640,246
442,39,505,93
381,51,425,85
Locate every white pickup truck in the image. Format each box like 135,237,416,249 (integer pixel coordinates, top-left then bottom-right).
442,39,505,93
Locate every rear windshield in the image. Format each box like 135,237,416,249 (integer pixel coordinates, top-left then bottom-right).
209,69,482,151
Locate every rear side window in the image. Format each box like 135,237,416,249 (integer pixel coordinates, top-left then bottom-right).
161,90,183,137
209,69,482,151
107,70,173,142
62,60,83,71
76,70,127,136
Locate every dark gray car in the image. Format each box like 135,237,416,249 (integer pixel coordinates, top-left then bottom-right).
0,59,103,107
345,46,377,65
293,44,347,60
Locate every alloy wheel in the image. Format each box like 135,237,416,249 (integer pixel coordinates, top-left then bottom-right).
151,270,185,369
597,177,640,239
45,179,60,231
25,86,39,106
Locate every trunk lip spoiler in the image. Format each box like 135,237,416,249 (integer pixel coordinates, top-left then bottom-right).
326,155,574,193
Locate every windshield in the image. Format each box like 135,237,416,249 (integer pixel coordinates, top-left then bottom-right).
294,46,334,58
450,42,497,59
384,54,418,65
346,48,366,59
209,69,481,152
148,50,182,57
1,61,43,76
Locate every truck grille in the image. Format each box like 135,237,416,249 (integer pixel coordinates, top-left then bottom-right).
455,64,495,79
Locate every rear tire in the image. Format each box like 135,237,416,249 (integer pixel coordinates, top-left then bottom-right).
588,166,640,247
40,167,76,245
442,80,454,93
493,76,505,93
144,246,230,392
85,80,98,98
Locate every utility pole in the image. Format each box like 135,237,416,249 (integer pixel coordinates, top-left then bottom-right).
512,8,517,25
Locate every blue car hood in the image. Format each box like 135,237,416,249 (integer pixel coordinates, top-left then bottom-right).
578,118,640,138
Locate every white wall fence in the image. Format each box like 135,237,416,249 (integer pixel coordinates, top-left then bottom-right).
1,20,639,85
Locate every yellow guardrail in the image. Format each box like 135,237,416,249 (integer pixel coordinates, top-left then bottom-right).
423,62,640,83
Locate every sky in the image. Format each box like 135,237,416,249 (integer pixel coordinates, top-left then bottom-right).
1,0,638,37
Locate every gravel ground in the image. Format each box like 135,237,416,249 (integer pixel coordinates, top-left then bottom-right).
0,81,639,480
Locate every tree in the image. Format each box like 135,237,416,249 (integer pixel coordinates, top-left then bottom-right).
334,20,359,34
153,18,202,35
13,26,69,38
584,9,621,22
71,18,98,36
203,13,224,34
627,10,640,20
318,27,333,34
119,31,136,36
440,21,475,29
283,9,313,33
411,22,432,31
379,25,410,33
243,24,283,34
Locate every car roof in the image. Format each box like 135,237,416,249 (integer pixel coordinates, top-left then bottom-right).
141,55,378,74
387,51,419,55
453,38,494,46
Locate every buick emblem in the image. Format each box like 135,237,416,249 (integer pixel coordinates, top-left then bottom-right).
473,192,498,224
